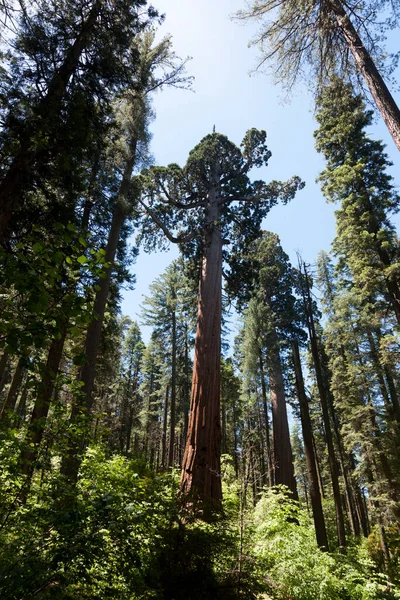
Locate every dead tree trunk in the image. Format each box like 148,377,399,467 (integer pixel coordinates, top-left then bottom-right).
259,352,274,486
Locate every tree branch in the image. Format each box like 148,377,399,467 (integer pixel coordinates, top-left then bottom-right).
138,198,196,244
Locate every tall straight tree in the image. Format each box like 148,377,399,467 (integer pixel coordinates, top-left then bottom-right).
292,338,329,551
229,232,305,499
297,258,347,549
141,259,196,467
236,0,400,151
314,78,400,324
60,33,192,484
139,131,303,511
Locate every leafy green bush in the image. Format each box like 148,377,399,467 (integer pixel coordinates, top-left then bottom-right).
251,487,400,600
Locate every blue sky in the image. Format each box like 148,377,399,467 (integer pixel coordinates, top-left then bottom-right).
121,0,400,341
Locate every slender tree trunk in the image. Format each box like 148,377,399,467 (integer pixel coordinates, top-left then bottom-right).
259,352,274,486
168,312,177,467
233,395,239,477
183,324,191,443
330,0,400,151
292,339,329,550
367,331,400,429
0,1,102,237
180,178,223,513
221,386,227,455
312,435,325,500
60,138,137,483
0,350,9,397
375,329,400,424
19,328,68,500
162,385,169,467
15,381,29,426
0,357,24,419
267,328,298,500
126,405,134,453
256,399,267,487
300,263,347,549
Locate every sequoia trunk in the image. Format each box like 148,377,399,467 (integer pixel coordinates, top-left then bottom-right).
267,328,298,499
180,180,223,512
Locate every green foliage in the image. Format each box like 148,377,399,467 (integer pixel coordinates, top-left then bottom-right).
1,445,399,599
251,487,400,600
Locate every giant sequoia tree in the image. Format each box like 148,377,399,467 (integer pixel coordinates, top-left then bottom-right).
236,0,400,151
139,130,303,510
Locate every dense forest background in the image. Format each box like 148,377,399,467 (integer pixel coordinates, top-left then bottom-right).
1,1,400,599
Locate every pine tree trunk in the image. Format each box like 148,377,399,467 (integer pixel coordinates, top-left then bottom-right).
0,350,9,397
0,357,24,420
168,312,177,467
180,180,223,514
330,0,400,151
162,385,169,467
267,329,298,500
300,265,347,549
60,138,137,483
19,329,67,500
367,331,400,429
259,352,274,486
0,1,102,237
312,435,325,500
292,339,329,550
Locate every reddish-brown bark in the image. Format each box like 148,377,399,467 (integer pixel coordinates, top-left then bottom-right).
267,332,298,500
330,0,400,152
180,181,223,511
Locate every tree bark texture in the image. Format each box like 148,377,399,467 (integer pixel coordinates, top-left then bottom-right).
292,339,329,550
168,311,177,467
330,0,400,152
300,265,347,549
162,385,169,467
267,329,298,500
0,357,24,419
259,352,274,486
180,182,223,511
